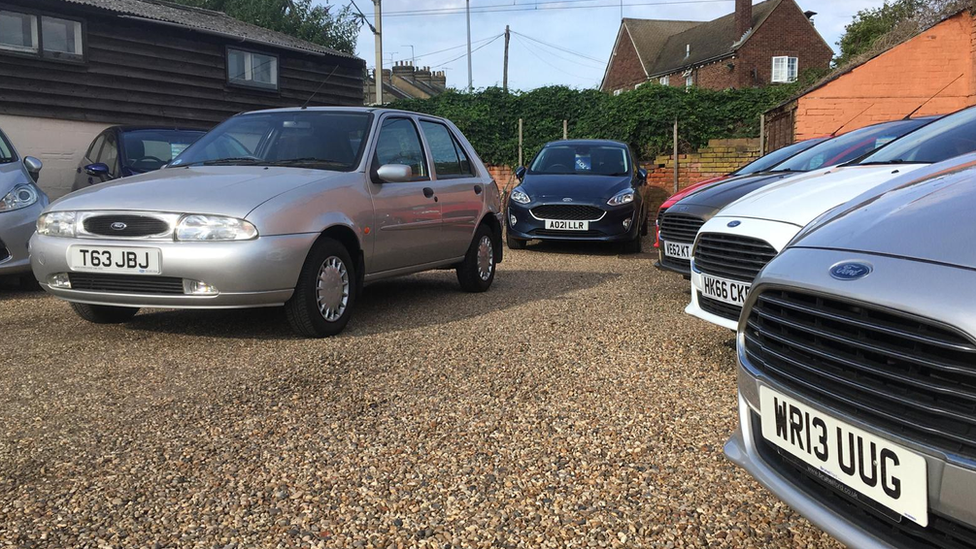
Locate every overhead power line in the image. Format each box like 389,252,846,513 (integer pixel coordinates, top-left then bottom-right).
510,30,605,66
391,34,501,66
433,33,505,69
375,0,729,18
512,34,599,82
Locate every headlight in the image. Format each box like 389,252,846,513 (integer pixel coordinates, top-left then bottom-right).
608,190,635,206
175,215,258,241
0,184,39,212
37,211,77,237
510,187,531,205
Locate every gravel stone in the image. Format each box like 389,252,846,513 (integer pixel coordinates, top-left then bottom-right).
0,243,842,548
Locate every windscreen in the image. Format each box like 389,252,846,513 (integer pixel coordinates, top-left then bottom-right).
0,130,16,163
857,107,976,165
170,111,372,172
530,144,630,176
733,138,826,175
772,118,931,173
123,130,204,172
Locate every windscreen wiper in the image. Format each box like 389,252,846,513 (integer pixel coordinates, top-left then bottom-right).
262,157,348,168
186,157,263,167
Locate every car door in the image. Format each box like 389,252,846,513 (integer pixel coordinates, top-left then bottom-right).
367,115,444,273
76,130,120,189
417,119,483,258
74,132,105,191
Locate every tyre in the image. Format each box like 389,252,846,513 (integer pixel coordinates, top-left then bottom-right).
19,275,41,291
506,231,526,250
70,303,140,324
621,231,643,254
457,224,497,292
285,238,356,338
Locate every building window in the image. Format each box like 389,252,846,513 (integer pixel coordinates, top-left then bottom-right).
613,89,623,96
0,11,37,53
684,71,694,88
0,10,84,61
771,56,798,83
659,75,669,86
228,48,279,91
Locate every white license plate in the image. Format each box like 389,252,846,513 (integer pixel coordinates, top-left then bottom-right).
700,273,750,306
544,219,589,231
663,240,691,259
760,387,928,526
68,246,162,275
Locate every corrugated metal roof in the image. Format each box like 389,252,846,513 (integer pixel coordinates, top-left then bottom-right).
62,0,361,61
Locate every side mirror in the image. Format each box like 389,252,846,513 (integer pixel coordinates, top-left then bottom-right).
376,164,413,183
637,168,648,185
515,166,526,181
85,163,111,177
24,156,42,182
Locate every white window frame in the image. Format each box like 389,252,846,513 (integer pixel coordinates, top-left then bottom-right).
659,75,669,86
0,10,85,62
40,15,83,60
685,73,694,88
0,10,38,54
771,56,798,83
227,47,280,91
613,89,623,96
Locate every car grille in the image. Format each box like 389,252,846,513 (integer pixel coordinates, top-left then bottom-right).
661,254,690,273
531,204,604,220
694,233,777,283
531,229,604,238
753,413,976,549
744,289,976,459
659,212,704,243
697,291,741,322
0,238,8,262
68,273,185,295
83,215,170,237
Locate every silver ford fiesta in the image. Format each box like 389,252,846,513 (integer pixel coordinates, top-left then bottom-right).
31,108,503,337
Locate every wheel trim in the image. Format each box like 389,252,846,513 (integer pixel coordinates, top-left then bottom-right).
477,235,494,281
315,256,350,322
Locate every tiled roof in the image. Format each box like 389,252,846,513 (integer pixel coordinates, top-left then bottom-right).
62,0,361,60
626,0,782,77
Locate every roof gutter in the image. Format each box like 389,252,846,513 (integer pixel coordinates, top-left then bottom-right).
647,52,736,79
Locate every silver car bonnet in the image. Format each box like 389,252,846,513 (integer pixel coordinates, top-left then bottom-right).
792,161,976,270
48,166,346,218
0,160,32,195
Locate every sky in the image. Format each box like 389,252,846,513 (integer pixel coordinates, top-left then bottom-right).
338,0,886,91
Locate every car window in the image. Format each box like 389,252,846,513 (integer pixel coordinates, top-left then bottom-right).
87,133,106,162
122,130,202,171
0,130,15,163
374,117,428,180
733,138,825,175
772,118,931,172
420,121,471,177
858,108,976,165
454,138,473,175
98,132,119,176
530,145,629,175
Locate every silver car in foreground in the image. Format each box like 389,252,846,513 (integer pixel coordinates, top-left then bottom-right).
31,108,503,337
0,127,47,284
725,155,976,548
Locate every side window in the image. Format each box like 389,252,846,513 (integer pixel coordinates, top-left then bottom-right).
98,132,119,176
374,118,428,180
453,139,474,176
420,121,463,177
87,133,106,162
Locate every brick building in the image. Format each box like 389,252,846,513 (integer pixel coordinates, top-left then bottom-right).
764,10,976,150
600,0,832,93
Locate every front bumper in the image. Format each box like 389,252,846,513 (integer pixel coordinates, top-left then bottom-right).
656,244,692,277
0,199,47,277
30,232,318,308
685,266,741,330
506,201,639,243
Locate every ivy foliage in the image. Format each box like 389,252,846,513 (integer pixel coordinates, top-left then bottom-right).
390,83,805,166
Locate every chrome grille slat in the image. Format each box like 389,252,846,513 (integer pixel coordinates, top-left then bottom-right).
694,233,777,283
745,289,976,458
659,212,704,243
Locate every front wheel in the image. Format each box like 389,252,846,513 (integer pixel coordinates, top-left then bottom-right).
506,231,526,250
70,303,140,324
285,238,356,338
457,225,497,292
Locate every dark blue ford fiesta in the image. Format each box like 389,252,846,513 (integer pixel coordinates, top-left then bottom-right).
506,139,649,253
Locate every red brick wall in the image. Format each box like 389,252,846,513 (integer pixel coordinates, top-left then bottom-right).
736,0,833,87
643,138,760,193
602,29,647,92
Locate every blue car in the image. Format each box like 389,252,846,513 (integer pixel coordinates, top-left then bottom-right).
506,140,649,253
72,126,205,191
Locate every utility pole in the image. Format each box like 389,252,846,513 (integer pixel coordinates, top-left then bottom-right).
563,120,568,140
466,0,473,91
402,44,415,65
373,0,383,105
673,118,679,194
503,25,510,92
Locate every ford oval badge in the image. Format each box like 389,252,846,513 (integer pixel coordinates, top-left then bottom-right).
562,197,573,202
727,220,741,228
111,222,128,231
830,261,872,281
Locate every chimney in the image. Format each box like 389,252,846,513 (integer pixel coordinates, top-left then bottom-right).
432,70,447,90
392,60,414,79
735,0,752,39
415,66,433,86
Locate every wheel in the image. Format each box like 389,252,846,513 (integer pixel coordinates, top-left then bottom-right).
621,231,643,254
457,224,497,292
19,275,41,291
70,303,139,324
506,231,526,250
285,238,356,338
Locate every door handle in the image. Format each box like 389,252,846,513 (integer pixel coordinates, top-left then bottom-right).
423,187,435,199
473,185,483,195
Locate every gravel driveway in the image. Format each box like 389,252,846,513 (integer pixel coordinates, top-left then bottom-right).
0,243,842,548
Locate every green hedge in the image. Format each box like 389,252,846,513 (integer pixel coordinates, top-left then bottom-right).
389,83,805,167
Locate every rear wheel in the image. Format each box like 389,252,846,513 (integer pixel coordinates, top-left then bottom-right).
458,224,497,292
506,231,526,250
70,303,140,324
285,238,356,338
